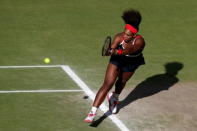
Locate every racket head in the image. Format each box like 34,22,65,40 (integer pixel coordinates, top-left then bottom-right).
102,36,111,56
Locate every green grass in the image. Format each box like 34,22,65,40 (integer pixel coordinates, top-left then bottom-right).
0,68,78,90
0,0,196,83
0,0,196,130
0,93,118,131
0,68,119,131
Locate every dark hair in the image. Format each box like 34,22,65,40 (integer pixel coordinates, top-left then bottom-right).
122,9,142,30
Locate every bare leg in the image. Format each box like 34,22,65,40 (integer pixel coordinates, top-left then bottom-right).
115,71,134,95
84,66,134,122
93,63,119,107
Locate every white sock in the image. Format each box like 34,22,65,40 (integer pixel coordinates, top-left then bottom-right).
90,106,97,114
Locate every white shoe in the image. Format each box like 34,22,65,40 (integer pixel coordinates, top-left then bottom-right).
84,112,96,123
107,92,119,114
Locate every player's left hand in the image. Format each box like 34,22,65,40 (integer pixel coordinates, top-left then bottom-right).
106,48,115,56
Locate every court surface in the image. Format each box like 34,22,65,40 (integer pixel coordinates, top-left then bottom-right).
0,65,129,131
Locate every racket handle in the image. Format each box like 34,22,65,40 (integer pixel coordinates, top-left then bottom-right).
106,48,115,56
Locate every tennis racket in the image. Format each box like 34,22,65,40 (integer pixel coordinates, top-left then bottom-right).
102,36,111,56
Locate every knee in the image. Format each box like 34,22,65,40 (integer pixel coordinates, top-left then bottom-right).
121,78,128,84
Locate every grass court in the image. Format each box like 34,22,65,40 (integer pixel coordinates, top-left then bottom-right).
0,0,196,130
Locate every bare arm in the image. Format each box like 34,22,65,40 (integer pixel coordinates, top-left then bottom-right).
110,33,122,49
113,37,145,55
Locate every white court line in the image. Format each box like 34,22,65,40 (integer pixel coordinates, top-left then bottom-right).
0,90,83,93
61,65,130,131
0,65,130,131
0,65,62,68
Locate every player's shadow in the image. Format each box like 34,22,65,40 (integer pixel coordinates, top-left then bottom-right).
90,61,183,127
90,110,112,127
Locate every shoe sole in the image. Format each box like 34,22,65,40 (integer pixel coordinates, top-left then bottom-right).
84,119,94,123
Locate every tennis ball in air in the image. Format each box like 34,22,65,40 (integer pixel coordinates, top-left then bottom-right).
44,58,50,64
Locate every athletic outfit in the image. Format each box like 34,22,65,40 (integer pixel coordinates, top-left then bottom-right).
110,35,145,72
84,35,145,123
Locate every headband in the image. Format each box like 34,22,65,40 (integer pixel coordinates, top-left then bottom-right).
125,24,138,34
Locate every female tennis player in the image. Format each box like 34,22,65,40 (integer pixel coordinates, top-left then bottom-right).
84,9,145,123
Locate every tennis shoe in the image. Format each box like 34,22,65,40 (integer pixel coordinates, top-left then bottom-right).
84,111,96,123
107,92,119,114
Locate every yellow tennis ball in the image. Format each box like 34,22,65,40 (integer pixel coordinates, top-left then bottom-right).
44,58,50,64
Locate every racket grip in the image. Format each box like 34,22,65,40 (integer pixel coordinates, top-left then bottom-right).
107,48,115,56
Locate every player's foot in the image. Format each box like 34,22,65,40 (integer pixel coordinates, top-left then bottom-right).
84,112,96,123
107,92,119,114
